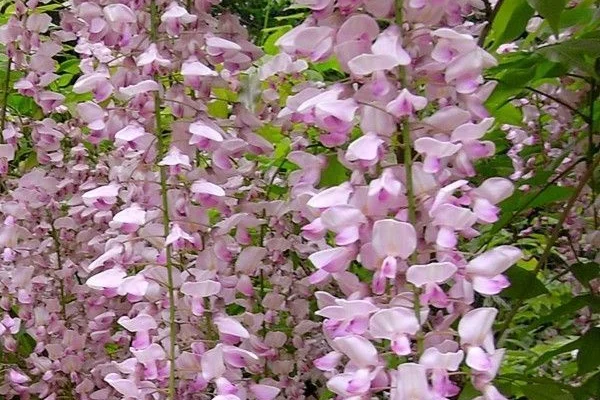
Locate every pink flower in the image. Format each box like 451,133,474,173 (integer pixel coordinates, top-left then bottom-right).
386,89,428,118
369,308,420,355
161,2,197,36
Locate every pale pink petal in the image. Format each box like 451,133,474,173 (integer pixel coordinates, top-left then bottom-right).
369,308,419,339
181,280,221,297
308,247,352,273
346,134,383,162
119,80,160,97
414,137,461,158
458,308,497,346
320,206,366,230
393,363,431,399
314,351,342,371
472,177,514,204
191,180,226,197
451,118,495,142
113,205,146,225
249,384,280,400
406,262,457,287
372,219,416,259
182,57,218,77
348,54,401,76
466,346,492,371
419,348,464,371
472,275,510,295
315,99,358,122
189,121,224,142
386,89,428,118
213,316,249,339
103,4,136,23
307,183,352,209
118,274,149,297
104,373,139,398
118,313,157,332
466,246,522,277
86,268,126,290
201,345,225,380
86,244,123,272
371,25,411,65
336,14,379,44
333,335,379,368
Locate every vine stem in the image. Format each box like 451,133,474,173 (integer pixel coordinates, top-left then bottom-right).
150,2,177,398
260,0,275,44
396,0,423,355
49,219,67,321
497,154,600,346
402,119,423,356
0,57,12,144
588,81,597,229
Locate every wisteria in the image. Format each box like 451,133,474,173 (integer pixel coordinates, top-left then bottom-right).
0,0,597,399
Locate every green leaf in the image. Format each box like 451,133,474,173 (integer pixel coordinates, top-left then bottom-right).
213,87,238,102
577,327,600,374
304,69,324,81
528,0,568,34
575,371,600,400
458,382,481,400
16,329,36,358
208,208,220,225
7,93,42,118
225,304,245,315
560,0,596,29
263,25,292,55
21,151,39,171
318,155,349,188
570,262,600,287
57,59,80,74
486,0,534,49
537,36,600,78
312,57,342,73
531,294,599,327
207,99,229,118
502,265,549,299
531,336,581,369
318,389,335,400
104,342,120,356
501,185,575,213
521,383,575,400
310,57,345,81
256,124,284,144
273,137,291,160
55,73,74,87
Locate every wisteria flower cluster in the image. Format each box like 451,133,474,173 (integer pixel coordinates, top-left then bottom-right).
0,0,596,399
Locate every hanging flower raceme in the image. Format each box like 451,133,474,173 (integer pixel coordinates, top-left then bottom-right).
2,0,581,398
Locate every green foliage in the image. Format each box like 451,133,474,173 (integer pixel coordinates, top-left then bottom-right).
263,25,293,55
485,0,534,49
15,329,36,358
502,264,549,299
217,0,296,39
481,1,600,394
527,0,568,34
318,155,350,188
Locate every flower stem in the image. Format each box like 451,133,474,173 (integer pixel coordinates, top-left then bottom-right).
150,2,177,398
49,219,67,321
0,57,12,144
402,120,423,355
396,0,423,356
